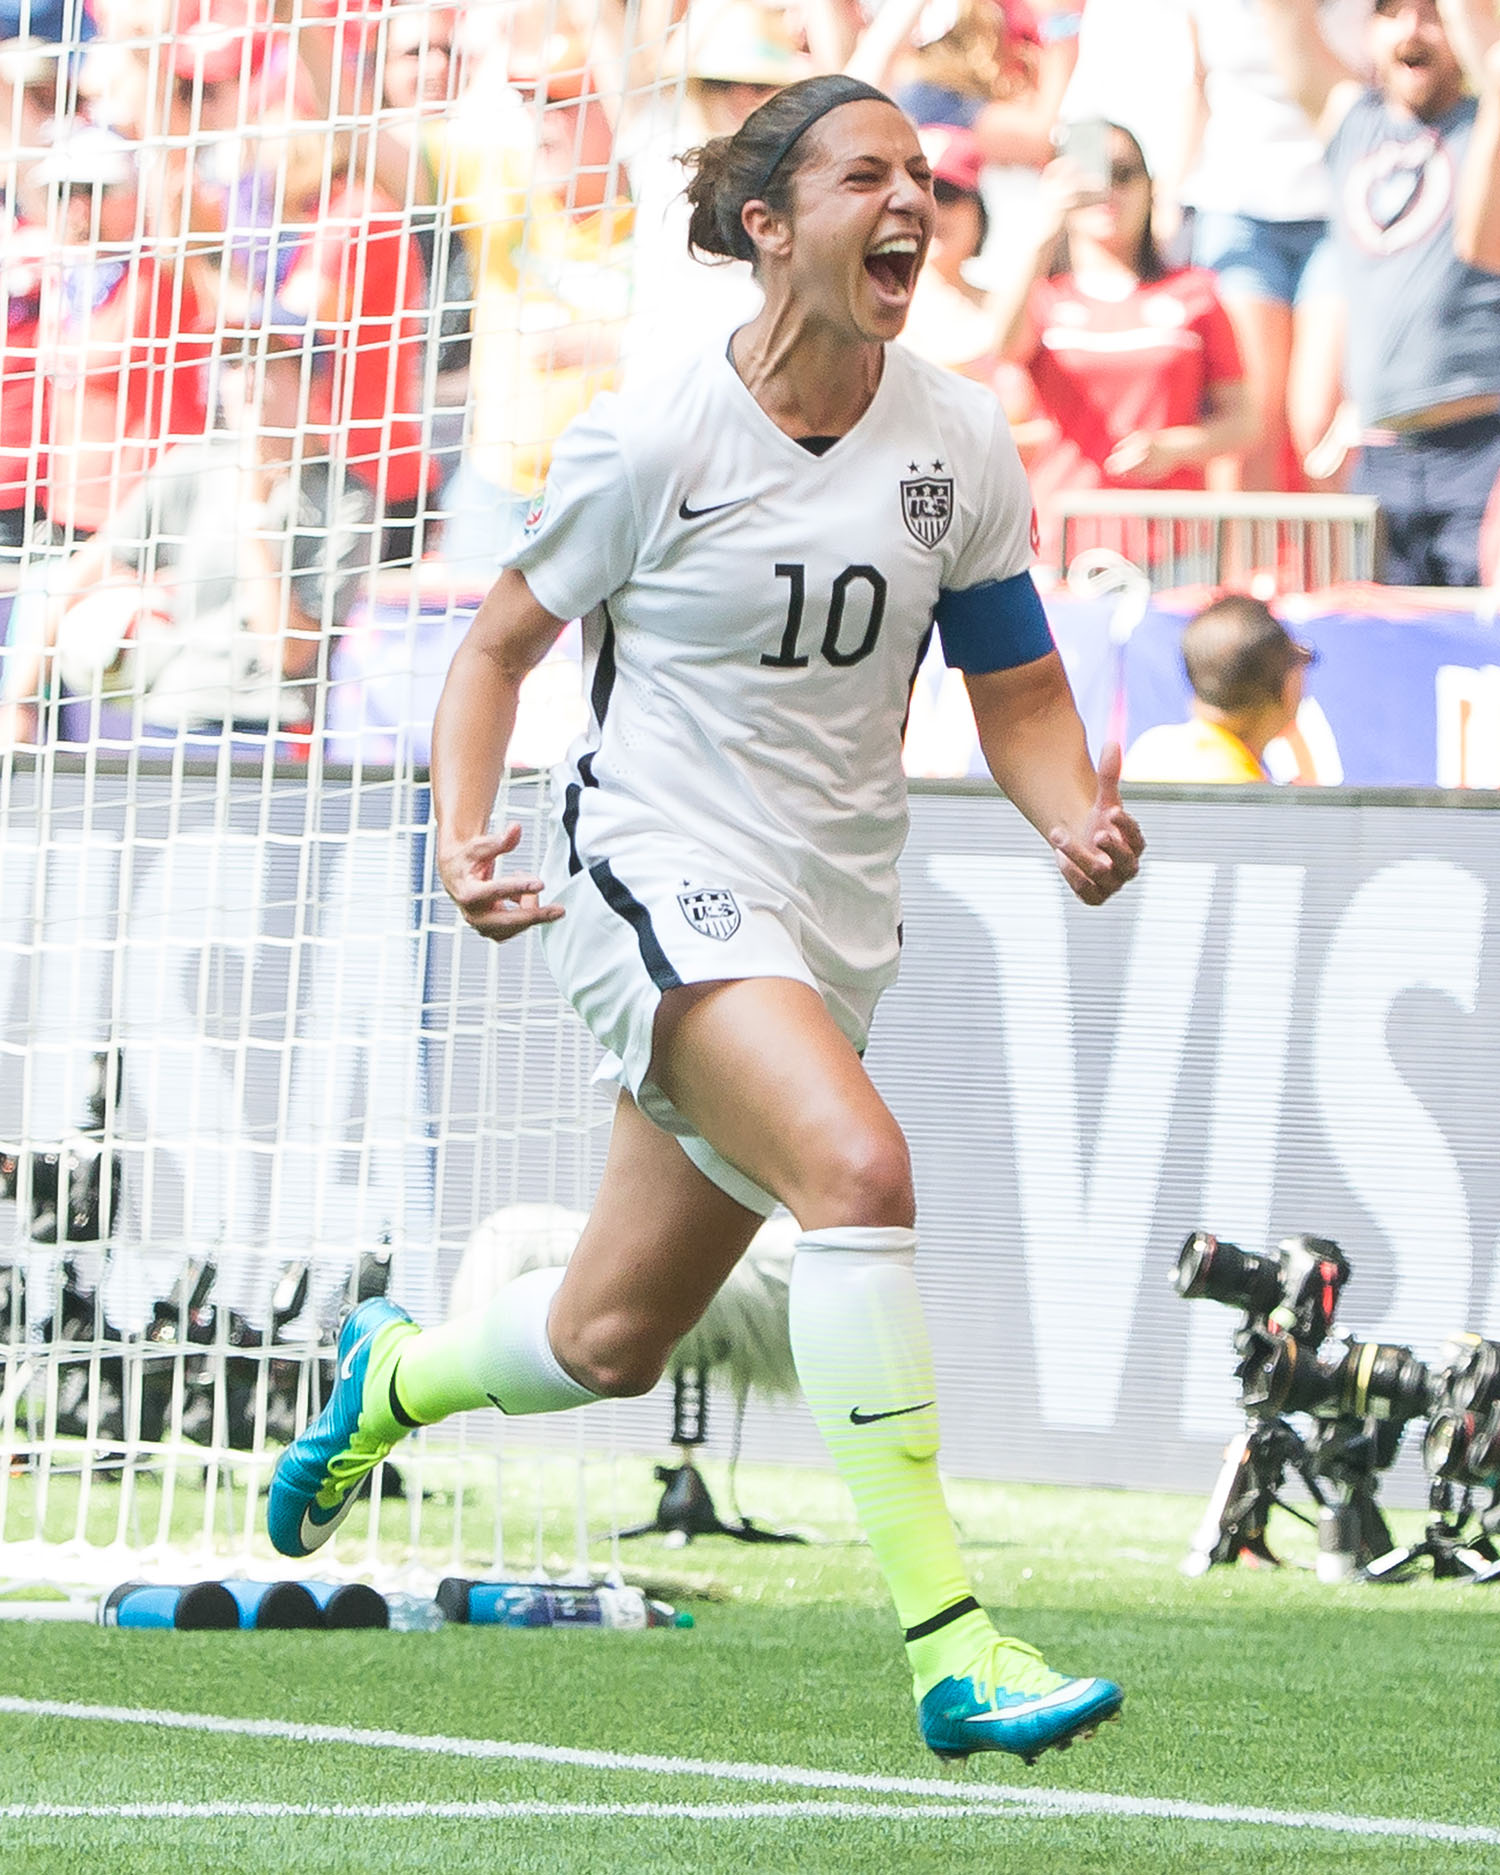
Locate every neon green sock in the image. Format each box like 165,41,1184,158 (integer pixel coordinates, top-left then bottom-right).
356,1318,421,1445
788,1226,997,1699
391,1266,599,1424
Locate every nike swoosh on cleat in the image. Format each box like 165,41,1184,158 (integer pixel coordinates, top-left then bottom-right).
848,1401,934,1425
965,1680,1100,1722
485,1392,510,1413
678,496,750,521
339,1341,365,1382
298,1492,358,1554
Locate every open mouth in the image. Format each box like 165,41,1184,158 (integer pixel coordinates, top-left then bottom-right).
864,235,919,299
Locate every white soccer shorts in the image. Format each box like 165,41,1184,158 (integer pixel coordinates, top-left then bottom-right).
538,825,887,1216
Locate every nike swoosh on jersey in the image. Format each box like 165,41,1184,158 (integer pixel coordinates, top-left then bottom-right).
848,1400,935,1425
677,496,751,521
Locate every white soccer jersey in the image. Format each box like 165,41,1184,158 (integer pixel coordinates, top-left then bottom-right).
511,339,1044,988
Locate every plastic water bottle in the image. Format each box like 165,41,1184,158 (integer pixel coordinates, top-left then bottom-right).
435,1578,691,1629
382,1591,446,1631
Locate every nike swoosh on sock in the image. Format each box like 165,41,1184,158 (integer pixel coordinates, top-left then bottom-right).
848,1400,934,1425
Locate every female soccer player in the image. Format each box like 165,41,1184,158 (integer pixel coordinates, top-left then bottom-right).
270,73,1143,1765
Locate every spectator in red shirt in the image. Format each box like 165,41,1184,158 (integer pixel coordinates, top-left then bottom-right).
264,5,444,566
36,127,211,543
994,122,1255,567
2,42,65,552
0,218,47,555
273,127,437,565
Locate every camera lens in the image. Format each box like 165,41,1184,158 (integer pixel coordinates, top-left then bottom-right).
1464,1407,1500,1487
1342,1341,1431,1422
1448,1337,1500,1415
1423,1406,1500,1488
1173,1231,1217,1297
1173,1231,1282,1316
1423,1409,1470,1480
1244,1337,1429,1425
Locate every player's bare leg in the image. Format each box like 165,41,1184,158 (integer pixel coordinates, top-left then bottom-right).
544,1093,764,1396
383,1092,762,1422
267,1093,761,1556
645,977,1124,1763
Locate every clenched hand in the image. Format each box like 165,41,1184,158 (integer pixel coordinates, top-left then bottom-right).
438,822,565,942
1049,743,1145,906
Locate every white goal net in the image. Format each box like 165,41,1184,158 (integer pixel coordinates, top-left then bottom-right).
0,0,743,1596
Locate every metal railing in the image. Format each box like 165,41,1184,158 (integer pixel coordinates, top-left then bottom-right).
1055,492,1383,593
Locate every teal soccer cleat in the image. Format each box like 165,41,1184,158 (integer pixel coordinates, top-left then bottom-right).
267,1297,418,1559
917,1638,1124,1766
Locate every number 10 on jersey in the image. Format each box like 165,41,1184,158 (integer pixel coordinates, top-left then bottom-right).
761,563,889,670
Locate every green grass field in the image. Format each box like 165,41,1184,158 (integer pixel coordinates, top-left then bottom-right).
2,1459,1498,1875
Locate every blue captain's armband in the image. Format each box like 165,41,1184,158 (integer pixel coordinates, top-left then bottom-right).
934,571,1054,674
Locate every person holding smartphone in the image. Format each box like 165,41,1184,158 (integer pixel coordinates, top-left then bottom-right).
992,120,1256,569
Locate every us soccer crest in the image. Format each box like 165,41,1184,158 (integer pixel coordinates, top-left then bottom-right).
678,887,741,942
901,473,953,548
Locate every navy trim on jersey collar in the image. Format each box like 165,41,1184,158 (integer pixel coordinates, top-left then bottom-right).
723,332,881,458
720,331,896,466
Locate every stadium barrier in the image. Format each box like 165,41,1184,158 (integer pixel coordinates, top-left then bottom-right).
1054,491,1384,592
283,579,1500,789
3,761,1495,1591
24,574,1497,793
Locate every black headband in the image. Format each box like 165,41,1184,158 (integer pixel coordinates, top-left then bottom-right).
748,76,896,200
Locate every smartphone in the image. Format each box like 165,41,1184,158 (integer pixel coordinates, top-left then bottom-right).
1059,117,1111,203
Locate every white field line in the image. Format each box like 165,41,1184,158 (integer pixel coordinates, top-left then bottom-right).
0,1801,1045,1824
2,1695,1497,1848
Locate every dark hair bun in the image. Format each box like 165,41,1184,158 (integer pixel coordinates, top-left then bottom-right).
683,134,756,262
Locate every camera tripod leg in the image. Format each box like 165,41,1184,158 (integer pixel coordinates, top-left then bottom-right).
1362,1524,1499,1583
1183,1429,1284,1574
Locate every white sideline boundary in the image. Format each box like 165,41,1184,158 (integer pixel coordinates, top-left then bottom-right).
0,1801,1042,1824
2,1696,1498,1847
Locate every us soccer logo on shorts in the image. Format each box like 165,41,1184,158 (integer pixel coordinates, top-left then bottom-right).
678,887,741,941
900,474,953,548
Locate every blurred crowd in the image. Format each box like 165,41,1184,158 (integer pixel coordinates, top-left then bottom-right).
4,0,1500,751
